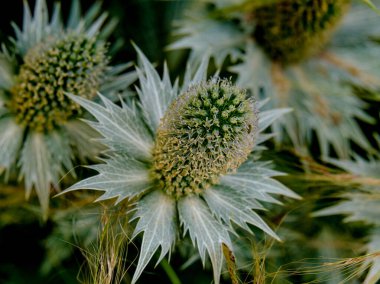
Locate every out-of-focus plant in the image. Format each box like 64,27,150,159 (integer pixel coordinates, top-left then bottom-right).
0,0,136,218
314,153,380,284
170,0,380,158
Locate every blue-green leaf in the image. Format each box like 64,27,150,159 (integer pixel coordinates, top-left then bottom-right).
221,160,300,204
181,55,209,93
134,44,178,132
178,196,231,284
364,229,380,284
203,185,280,240
63,119,104,161
67,93,153,160
258,108,292,133
169,12,244,67
0,117,24,171
62,155,151,204
0,52,15,89
327,157,380,179
313,189,380,226
131,190,177,284
19,132,57,218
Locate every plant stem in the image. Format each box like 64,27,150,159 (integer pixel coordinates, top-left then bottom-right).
160,258,181,284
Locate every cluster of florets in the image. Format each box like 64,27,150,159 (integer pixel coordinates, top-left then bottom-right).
153,79,257,198
10,34,108,132
253,0,351,64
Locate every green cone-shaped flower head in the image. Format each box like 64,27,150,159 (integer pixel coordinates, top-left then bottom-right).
253,0,351,64
153,79,258,198
10,34,108,132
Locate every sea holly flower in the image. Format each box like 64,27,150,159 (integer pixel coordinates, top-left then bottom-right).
60,47,300,284
170,0,380,158
0,0,135,218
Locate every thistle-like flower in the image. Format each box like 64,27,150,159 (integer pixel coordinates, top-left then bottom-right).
60,47,300,283
170,0,380,158
0,0,135,218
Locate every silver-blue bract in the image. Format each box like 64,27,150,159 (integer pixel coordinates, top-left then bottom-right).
0,0,136,218
61,46,300,284
314,154,380,284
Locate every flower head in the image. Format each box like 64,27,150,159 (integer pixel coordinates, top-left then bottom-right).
170,0,380,158
10,34,108,131
253,0,350,64
153,79,258,197
0,0,135,218
61,47,299,284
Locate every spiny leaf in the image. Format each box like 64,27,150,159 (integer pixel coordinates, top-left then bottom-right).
131,190,177,284
0,53,15,89
221,160,300,204
313,189,380,225
12,0,112,57
364,229,380,284
67,93,153,160
181,55,209,93
19,132,57,219
134,44,178,132
169,13,244,67
231,40,273,96
63,119,104,161
178,196,231,284
0,117,24,170
46,128,75,178
203,185,280,240
67,0,81,29
327,157,380,179
259,108,292,133
12,0,51,55
61,155,151,204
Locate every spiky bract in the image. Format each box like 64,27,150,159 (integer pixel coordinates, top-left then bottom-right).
153,79,257,198
253,0,351,64
61,47,299,284
0,0,136,218
10,34,108,132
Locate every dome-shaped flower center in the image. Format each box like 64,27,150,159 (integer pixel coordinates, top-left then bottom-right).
153,79,257,198
10,34,108,132
253,0,351,64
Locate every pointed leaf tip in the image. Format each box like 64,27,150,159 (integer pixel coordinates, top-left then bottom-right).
178,196,231,284
131,191,177,284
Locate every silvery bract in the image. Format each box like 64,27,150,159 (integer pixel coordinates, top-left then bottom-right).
314,154,380,284
60,46,300,284
0,0,135,218
170,0,380,158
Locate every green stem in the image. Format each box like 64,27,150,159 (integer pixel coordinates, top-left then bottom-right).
361,0,380,15
160,258,181,284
